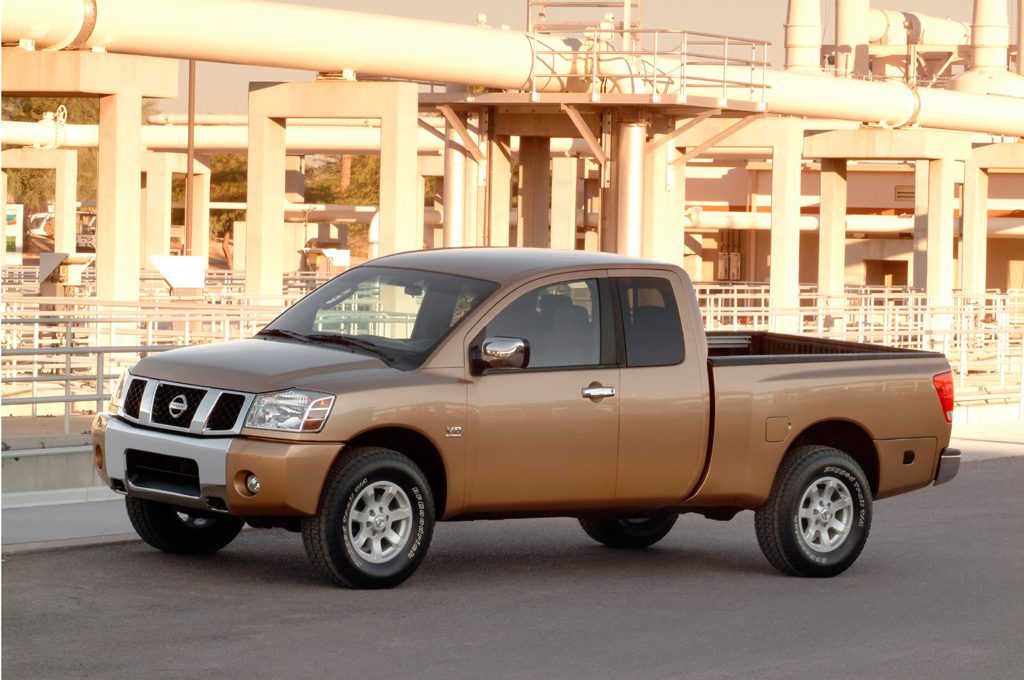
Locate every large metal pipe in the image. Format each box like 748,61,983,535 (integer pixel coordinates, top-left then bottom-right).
4,0,1024,137
1018,0,1024,75
0,0,575,91
1,119,597,156
442,121,466,247
868,9,970,46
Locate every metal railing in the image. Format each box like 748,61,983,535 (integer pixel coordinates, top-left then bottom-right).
4,286,1022,441
527,25,770,106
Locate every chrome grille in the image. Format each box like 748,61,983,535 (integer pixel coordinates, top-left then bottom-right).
151,384,207,427
117,379,253,436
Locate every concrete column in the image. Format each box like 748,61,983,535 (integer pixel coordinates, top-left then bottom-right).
281,155,304,273
53,152,77,254
601,127,620,253
377,85,419,256
142,155,173,266
416,172,427,249
616,121,647,257
769,138,803,332
583,173,601,252
961,163,990,299
519,136,551,248
642,134,684,266
926,158,957,316
551,156,579,250
245,104,286,299
284,155,304,203
97,91,142,301
442,120,466,247
188,156,211,265
818,159,848,297
463,149,480,247
486,134,512,247
912,161,929,290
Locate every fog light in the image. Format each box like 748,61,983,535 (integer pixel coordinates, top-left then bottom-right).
245,473,261,495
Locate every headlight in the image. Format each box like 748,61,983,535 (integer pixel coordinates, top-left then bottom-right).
109,369,131,414
244,389,335,433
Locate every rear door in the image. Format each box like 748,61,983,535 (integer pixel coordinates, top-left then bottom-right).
464,272,620,512
611,271,711,503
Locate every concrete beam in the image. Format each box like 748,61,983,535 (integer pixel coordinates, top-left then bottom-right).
0,50,178,98
803,128,973,161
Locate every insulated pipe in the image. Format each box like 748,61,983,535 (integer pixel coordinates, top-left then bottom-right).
0,120,598,156
836,0,870,77
869,9,970,46
0,0,577,91
785,0,823,71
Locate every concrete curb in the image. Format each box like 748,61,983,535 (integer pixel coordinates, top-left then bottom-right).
1,533,140,556
2,486,122,509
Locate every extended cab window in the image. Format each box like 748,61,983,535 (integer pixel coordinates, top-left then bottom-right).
484,279,601,369
617,277,684,367
258,266,498,370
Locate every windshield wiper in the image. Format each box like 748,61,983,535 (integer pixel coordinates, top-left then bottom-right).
303,334,395,363
255,328,311,343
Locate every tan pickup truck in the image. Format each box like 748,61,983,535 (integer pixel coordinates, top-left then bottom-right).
92,249,960,588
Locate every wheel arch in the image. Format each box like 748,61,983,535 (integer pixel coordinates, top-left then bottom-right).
345,426,449,517
790,419,879,496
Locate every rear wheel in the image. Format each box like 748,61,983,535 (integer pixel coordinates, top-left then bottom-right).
126,497,244,554
302,446,435,589
579,511,678,549
755,445,872,577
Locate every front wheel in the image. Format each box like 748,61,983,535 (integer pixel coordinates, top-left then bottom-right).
126,497,244,554
579,511,678,549
302,446,435,589
755,445,872,577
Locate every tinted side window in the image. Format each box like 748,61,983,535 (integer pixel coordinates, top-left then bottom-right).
484,279,601,368
618,277,684,367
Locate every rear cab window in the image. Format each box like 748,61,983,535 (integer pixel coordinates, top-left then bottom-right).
616,277,685,367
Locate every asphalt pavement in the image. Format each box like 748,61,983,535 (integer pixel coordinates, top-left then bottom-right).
3,448,1022,680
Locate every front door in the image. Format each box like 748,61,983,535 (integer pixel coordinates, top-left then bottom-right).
465,275,619,512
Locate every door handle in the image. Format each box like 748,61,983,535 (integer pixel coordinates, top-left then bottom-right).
582,386,616,400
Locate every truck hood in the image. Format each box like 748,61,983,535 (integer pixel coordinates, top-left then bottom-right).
131,338,390,393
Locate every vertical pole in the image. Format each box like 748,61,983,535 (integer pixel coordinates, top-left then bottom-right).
246,86,286,301
54,150,77,254
185,59,196,256
912,160,930,290
927,157,957,333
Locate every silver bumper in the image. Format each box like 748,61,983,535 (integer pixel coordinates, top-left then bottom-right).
934,447,961,486
101,415,234,512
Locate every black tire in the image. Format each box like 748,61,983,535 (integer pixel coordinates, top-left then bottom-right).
579,511,678,549
126,497,244,555
302,446,435,589
755,445,872,577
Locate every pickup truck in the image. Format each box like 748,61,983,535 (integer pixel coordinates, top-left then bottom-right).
92,249,960,588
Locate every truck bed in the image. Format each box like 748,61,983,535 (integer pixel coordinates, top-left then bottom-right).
706,331,941,365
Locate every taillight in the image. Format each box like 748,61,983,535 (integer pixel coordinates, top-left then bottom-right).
933,371,954,423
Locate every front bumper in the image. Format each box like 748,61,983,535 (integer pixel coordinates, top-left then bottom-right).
934,447,961,486
92,413,340,516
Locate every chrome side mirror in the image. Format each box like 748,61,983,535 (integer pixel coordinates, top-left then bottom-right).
477,337,530,372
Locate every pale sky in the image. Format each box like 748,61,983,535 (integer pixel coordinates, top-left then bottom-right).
160,0,991,115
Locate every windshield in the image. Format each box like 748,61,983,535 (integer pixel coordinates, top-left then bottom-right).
258,266,499,370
